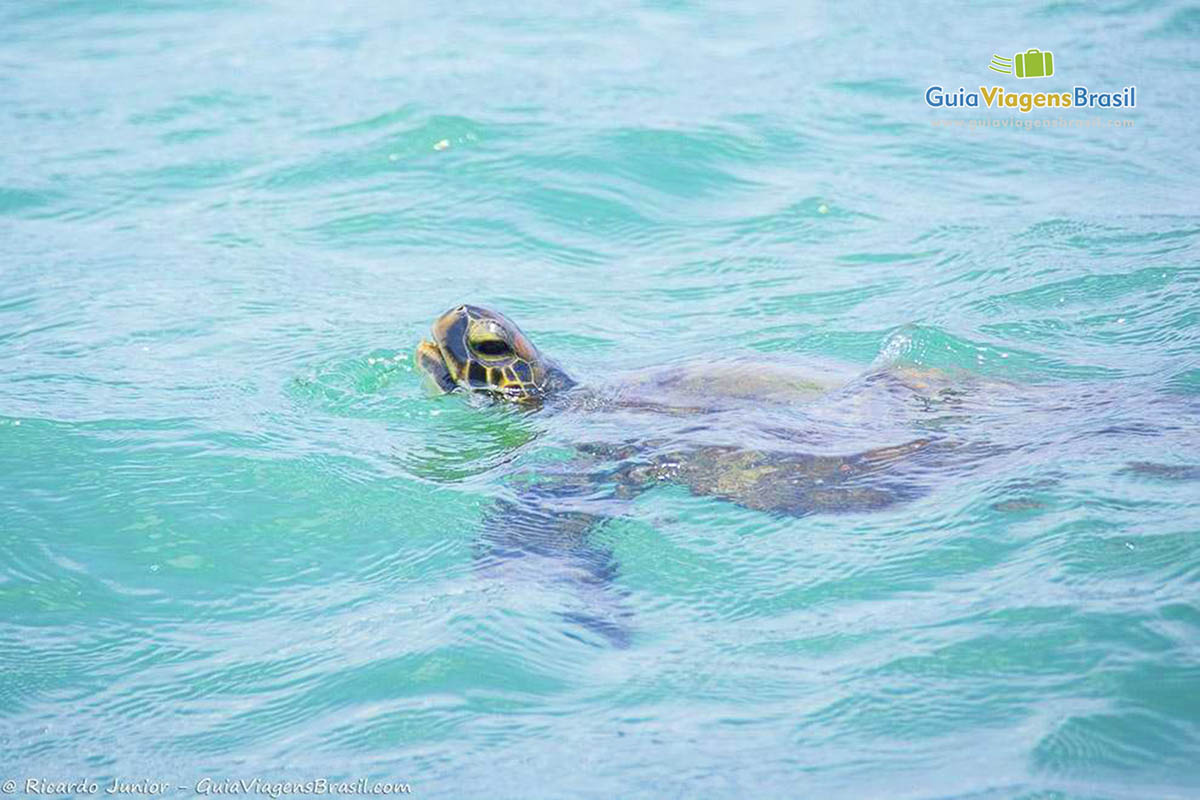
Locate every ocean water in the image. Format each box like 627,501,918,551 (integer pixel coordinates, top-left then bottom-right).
2,0,1199,797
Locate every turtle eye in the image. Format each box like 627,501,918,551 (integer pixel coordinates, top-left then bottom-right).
472,338,511,358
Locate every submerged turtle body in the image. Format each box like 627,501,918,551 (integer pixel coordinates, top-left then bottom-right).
600,438,939,515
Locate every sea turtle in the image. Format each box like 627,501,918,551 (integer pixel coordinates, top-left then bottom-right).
414,304,978,644
413,304,968,512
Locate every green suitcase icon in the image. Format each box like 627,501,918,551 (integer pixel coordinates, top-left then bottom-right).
1014,48,1054,78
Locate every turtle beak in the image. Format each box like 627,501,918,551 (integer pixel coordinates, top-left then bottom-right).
415,339,457,393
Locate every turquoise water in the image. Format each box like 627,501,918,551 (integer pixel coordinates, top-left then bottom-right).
3,0,1200,797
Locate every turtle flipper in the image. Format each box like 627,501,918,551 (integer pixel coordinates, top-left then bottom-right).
475,495,632,648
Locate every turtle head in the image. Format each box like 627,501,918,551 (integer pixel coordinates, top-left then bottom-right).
415,305,571,403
